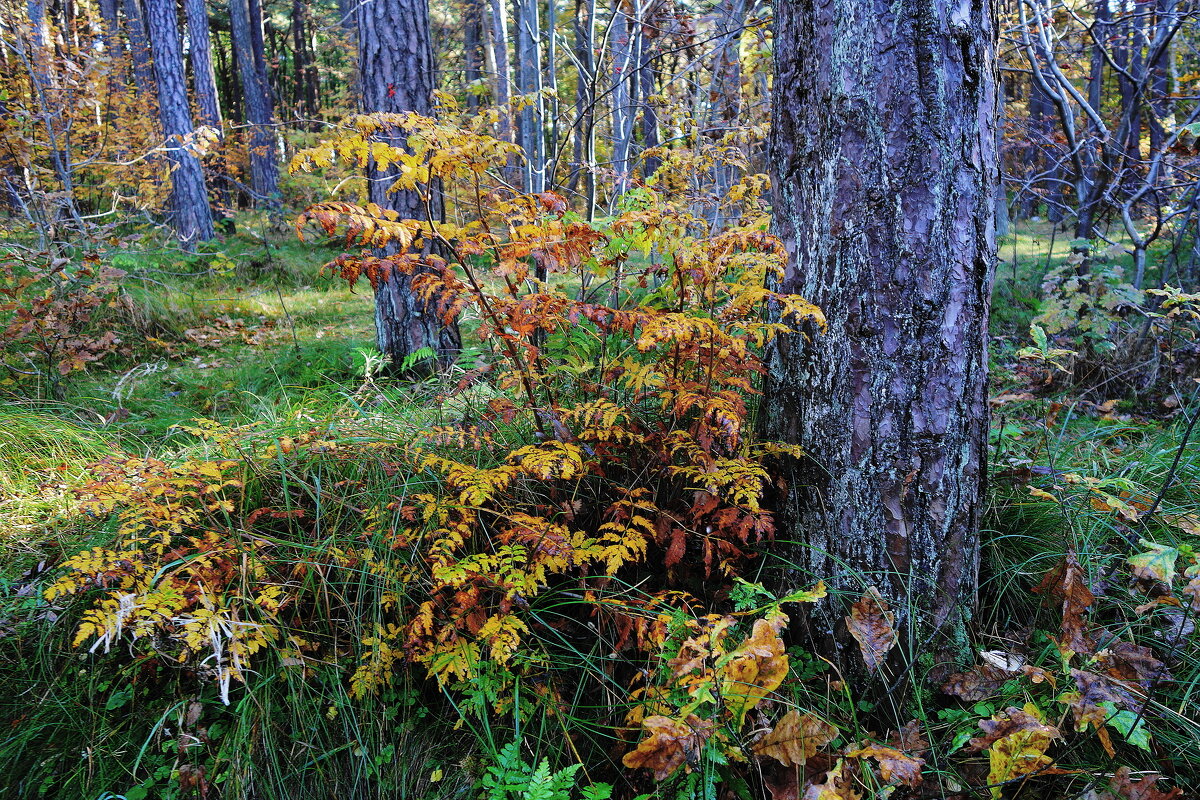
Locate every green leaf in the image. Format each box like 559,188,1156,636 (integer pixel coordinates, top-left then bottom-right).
1129,540,1180,586
1099,702,1151,751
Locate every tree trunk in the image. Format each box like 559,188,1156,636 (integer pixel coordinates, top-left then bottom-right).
121,0,157,98
706,0,747,228
291,0,319,123
358,0,461,372
568,0,596,214
608,0,635,198
513,0,546,194
486,0,517,180
638,1,660,180
185,0,222,129
144,0,215,244
229,0,279,207
763,0,996,688
464,0,485,109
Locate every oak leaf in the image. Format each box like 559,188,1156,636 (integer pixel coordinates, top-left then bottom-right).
753,709,838,767
940,663,1011,702
1032,551,1095,656
622,714,714,780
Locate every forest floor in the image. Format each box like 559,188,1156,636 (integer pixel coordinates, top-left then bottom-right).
2,219,1199,799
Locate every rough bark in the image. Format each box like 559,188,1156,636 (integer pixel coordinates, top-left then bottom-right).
763,0,996,685
229,0,280,207
144,0,215,243
358,0,461,371
184,0,222,129
121,0,157,97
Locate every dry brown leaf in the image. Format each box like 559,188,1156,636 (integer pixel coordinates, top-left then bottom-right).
891,720,929,754
845,587,896,673
1032,551,1095,656
1106,766,1183,800
1097,640,1169,690
844,743,924,787
941,663,1011,701
753,709,838,767
622,714,714,780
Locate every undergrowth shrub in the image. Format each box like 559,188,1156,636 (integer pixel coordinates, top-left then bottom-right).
1027,245,1200,400
0,250,125,399
20,109,1195,800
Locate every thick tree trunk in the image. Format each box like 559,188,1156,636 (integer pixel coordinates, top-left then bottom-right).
763,0,996,686
144,0,215,243
358,0,461,372
229,0,280,207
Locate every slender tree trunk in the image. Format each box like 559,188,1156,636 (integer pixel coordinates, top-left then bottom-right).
513,0,546,194
464,0,485,110
291,0,319,123
358,0,461,371
144,0,215,243
121,0,157,97
609,0,635,198
229,0,279,207
638,2,661,180
706,0,747,228
185,0,222,129
568,0,596,208
763,0,996,689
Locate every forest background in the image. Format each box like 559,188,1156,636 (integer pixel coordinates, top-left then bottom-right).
1,0,1200,798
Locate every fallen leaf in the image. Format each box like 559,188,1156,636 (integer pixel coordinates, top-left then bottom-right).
968,704,1061,799
941,664,1012,702
801,759,861,800
1107,766,1183,800
1097,641,1169,690
623,714,714,780
720,618,789,725
844,743,923,787
1129,541,1180,587
1058,670,1131,757
891,720,929,754
753,709,838,767
1033,551,1095,656
845,587,896,673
